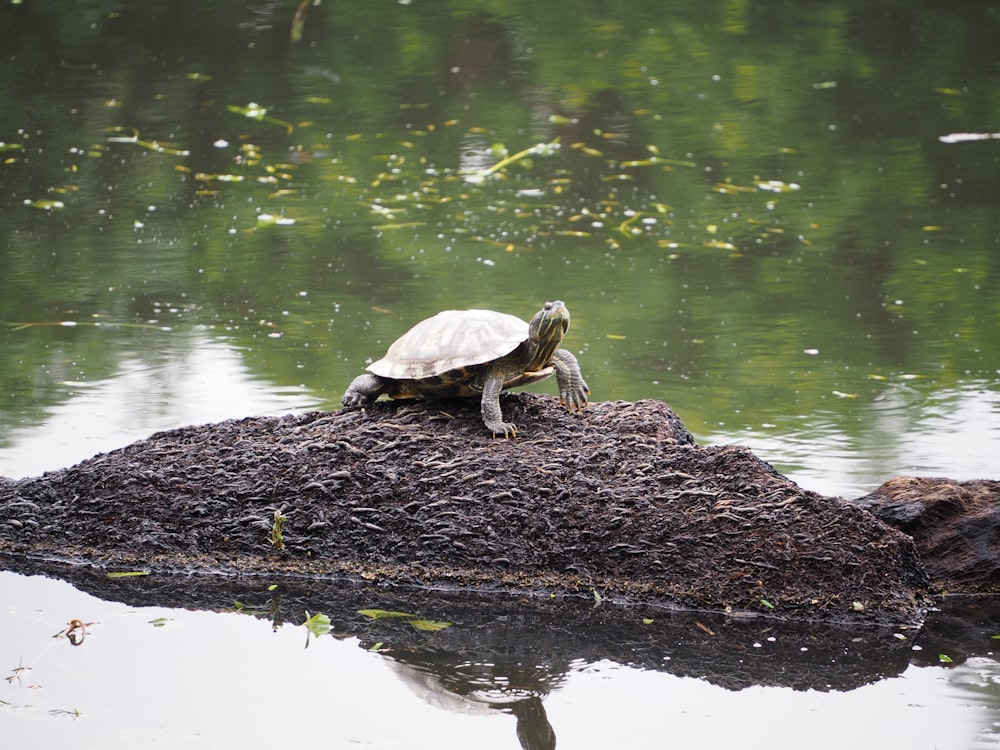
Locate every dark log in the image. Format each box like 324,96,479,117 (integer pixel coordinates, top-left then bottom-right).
855,476,1000,595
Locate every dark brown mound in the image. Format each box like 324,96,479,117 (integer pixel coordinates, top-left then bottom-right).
0,395,928,624
855,476,1000,594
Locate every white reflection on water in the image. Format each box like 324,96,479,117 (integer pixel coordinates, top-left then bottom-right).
702,381,1000,499
548,657,994,750
1,571,996,750
0,336,318,479
0,572,512,748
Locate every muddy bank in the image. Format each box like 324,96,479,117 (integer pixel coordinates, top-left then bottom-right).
0,395,928,624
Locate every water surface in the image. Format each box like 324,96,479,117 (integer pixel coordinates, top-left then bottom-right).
1,1,999,746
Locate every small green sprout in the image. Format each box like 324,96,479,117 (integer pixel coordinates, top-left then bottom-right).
270,510,287,550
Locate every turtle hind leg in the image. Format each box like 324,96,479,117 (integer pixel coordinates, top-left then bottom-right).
481,374,517,438
341,373,390,407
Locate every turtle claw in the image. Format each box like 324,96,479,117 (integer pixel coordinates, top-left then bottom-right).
489,423,518,439
559,386,590,415
341,392,367,408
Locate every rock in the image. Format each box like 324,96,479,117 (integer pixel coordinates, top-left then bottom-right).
0,395,929,624
854,476,1000,594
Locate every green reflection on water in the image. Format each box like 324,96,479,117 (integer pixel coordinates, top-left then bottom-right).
0,0,997,493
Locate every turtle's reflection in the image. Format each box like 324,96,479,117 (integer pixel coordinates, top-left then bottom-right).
382,647,561,750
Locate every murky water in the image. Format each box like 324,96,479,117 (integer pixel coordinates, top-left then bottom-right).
2,1,999,746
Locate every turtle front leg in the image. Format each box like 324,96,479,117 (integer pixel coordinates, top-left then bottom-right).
552,349,590,413
341,373,390,407
481,373,517,438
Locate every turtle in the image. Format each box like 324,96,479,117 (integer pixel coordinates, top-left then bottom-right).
341,300,589,437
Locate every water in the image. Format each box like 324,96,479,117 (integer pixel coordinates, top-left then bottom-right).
2,1,999,746
4,569,1000,749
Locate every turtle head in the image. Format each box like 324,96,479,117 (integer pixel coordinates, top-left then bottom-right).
527,300,570,367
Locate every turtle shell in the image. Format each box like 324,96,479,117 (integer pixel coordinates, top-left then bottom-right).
367,309,529,380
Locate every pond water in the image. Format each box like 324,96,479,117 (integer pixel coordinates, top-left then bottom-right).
3,570,1000,750
1,1,999,747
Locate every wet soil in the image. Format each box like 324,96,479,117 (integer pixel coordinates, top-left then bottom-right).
0,395,929,624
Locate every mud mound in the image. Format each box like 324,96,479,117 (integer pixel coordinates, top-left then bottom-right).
0,395,928,624
855,476,1000,594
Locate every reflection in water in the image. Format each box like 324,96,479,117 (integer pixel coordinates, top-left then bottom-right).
703,381,1000,498
2,565,1000,748
948,659,1000,747
0,336,317,478
385,652,556,750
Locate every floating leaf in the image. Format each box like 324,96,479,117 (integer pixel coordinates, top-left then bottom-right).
358,609,416,620
407,619,453,633
358,609,451,632
24,199,65,211
256,213,297,227
757,180,801,192
939,132,1000,144
227,103,294,134
704,240,737,251
938,653,954,664
106,571,150,578
148,617,171,627
470,138,560,179
759,599,775,610
373,222,428,231
303,611,332,638
291,0,310,42
105,131,190,156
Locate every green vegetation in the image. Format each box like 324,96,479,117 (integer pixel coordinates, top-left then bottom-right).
270,509,288,551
